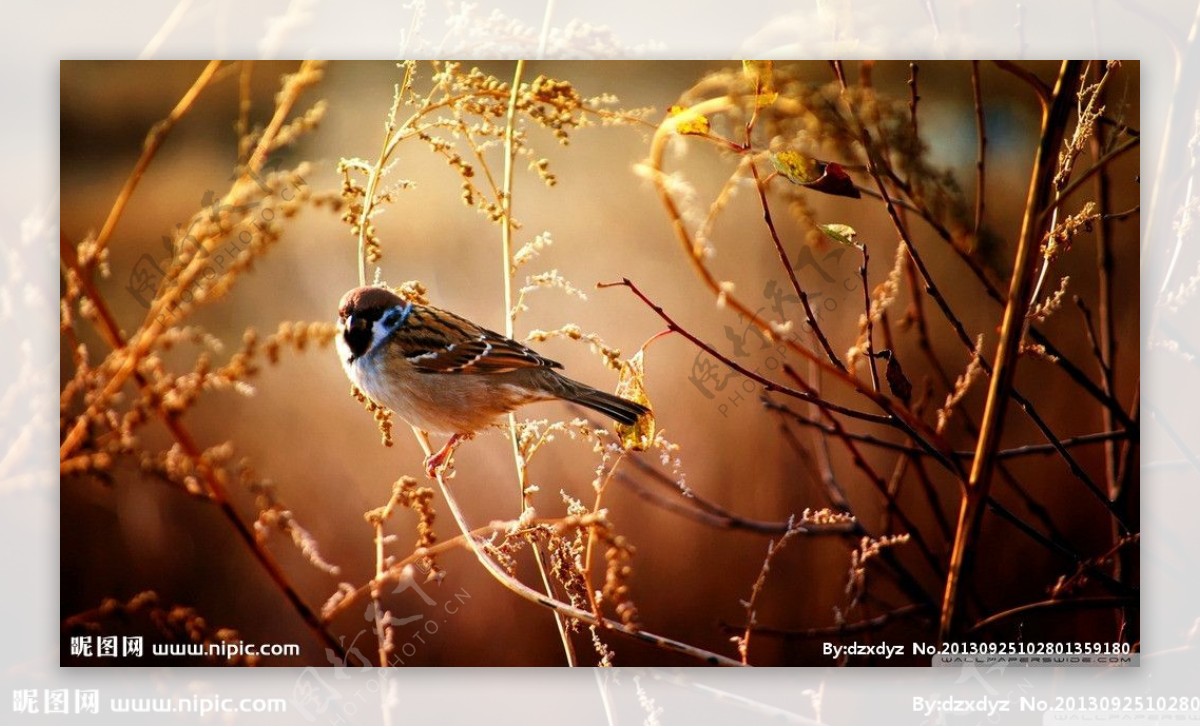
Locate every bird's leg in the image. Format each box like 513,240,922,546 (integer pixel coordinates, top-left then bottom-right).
424,433,472,478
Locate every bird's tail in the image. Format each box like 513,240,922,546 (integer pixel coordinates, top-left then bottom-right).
564,383,649,425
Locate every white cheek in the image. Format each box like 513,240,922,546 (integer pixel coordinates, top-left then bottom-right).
334,329,363,384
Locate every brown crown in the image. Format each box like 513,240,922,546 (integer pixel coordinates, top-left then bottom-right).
338,285,404,320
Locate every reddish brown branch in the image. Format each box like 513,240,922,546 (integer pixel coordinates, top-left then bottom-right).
749,159,845,370
60,232,352,665
940,61,1083,643
971,60,987,236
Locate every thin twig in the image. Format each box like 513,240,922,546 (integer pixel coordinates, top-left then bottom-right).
969,596,1137,635
408,430,745,666
907,63,921,157
971,61,987,236
723,603,928,640
768,397,1128,462
89,60,222,272
858,244,880,392
749,158,845,370
738,526,806,663
993,59,1049,108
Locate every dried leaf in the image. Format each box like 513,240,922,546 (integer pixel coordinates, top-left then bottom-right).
615,350,654,451
771,154,860,199
876,349,912,403
818,223,859,247
742,60,779,107
805,162,860,198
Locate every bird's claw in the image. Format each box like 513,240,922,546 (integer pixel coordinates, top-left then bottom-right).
423,450,453,479
423,433,470,479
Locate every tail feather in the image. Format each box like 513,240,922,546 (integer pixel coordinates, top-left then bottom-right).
567,387,649,425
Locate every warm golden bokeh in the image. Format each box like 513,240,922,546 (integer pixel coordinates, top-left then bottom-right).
60,60,1139,666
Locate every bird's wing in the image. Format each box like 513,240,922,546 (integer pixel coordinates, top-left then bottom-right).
400,305,563,375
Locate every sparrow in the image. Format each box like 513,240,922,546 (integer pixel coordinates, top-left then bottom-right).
336,285,649,476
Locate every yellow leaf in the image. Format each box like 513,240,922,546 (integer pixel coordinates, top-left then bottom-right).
770,150,822,185
818,223,859,246
667,105,710,136
615,350,654,451
742,60,778,107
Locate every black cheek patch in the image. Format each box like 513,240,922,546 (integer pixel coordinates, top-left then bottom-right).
344,324,372,361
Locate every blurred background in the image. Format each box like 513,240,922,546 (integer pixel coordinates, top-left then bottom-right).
60,60,1139,666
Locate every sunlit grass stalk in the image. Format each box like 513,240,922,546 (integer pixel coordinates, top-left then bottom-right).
496,59,579,666
409,428,743,666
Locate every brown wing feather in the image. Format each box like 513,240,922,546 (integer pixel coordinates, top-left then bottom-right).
402,305,563,374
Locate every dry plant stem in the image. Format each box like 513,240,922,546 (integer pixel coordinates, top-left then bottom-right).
494,60,577,667
235,61,255,165
939,61,1083,644
330,513,614,623
1114,387,1139,522
407,430,745,666
971,61,987,236
781,367,944,582
356,66,411,286
727,603,927,640
992,60,1051,108
808,358,848,507
372,517,391,667
368,484,412,667
648,98,958,472
88,60,223,272
749,160,844,370
837,80,1123,518
614,451,854,537
858,244,880,392
969,596,1137,635
739,528,804,664
60,60,323,463
602,278,958,477
62,248,349,662
582,454,625,605
907,63,921,159
1090,124,1119,499
829,61,847,89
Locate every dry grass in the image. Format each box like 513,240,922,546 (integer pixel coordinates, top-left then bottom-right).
60,60,1139,666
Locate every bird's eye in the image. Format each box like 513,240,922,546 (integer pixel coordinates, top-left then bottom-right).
380,304,413,331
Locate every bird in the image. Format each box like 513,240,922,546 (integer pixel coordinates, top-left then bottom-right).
335,285,649,476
